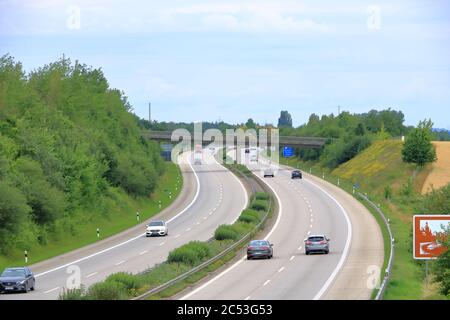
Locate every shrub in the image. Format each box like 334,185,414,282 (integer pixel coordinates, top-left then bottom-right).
105,272,142,293
214,224,239,241
255,192,269,201
251,200,268,212
168,241,211,265
238,209,261,224
58,286,88,300
88,281,128,300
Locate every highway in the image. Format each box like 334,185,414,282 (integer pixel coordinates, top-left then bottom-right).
0,149,248,300
179,152,384,300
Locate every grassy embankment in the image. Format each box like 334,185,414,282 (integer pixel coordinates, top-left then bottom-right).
281,140,447,299
0,162,182,271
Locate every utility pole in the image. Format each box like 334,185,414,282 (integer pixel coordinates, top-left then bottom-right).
338,105,341,116
148,102,152,123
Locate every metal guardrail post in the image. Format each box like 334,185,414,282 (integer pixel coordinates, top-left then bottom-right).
358,192,394,300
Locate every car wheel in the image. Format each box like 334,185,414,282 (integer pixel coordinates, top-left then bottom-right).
325,250,329,254
247,256,251,260
305,251,309,255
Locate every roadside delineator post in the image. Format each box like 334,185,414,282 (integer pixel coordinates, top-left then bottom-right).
169,191,172,199
97,228,100,239
158,200,162,209
137,211,140,222
337,178,340,186
322,172,325,179
24,250,28,264
309,168,312,174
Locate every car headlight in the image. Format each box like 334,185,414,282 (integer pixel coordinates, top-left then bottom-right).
18,280,26,285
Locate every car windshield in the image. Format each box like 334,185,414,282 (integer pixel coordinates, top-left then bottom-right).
1,269,26,277
308,236,325,242
250,240,268,247
149,221,164,227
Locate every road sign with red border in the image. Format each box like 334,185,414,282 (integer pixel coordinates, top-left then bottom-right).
413,215,449,260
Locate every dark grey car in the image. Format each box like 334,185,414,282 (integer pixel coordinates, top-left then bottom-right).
247,240,273,260
304,235,330,255
0,267,35,293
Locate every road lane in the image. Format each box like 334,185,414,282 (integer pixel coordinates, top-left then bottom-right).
0,149,248,300
181,158,349,300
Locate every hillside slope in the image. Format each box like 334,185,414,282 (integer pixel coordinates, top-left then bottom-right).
421,141,450,194
0,55,168,263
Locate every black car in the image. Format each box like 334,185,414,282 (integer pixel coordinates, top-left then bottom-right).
291,170,302,179
247,240,273,260
0,267,35,293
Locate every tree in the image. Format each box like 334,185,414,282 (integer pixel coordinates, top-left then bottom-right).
402,119,437,167
435,225,450,296
277,110,293,128
245,118,257,130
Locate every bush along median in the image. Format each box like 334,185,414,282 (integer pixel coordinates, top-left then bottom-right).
59,190,273,300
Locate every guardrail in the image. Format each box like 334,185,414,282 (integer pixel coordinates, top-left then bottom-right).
132,168,274,300
357,192,394,300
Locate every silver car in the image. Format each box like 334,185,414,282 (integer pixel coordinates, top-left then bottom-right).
304,234,330,255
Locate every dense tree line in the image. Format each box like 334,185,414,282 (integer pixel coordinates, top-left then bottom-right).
280,109,410,168
0,55,164,252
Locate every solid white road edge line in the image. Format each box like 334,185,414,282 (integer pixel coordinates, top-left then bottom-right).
35,151,201,279
303,178,352,300
179,163,283,300
44,287,60,294
213,148,249,225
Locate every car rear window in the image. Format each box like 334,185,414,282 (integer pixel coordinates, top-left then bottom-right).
250,240,268,247
308,236,324,242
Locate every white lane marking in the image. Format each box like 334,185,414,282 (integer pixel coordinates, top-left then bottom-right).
244,296,251,300
263,280,271,286
195,221,200,225
307,230,311,235
298,246,302,251
203,216,207,220
185,227,192,232
290,255,295,261
180,151,280,300
309,208,313,212
44,287,60,294
86,272,98,278
35,151,201,279
139,250,148,255
278,267,285,273
310,224,313,228
175,234,181,238
303,178,353,300
115,260,126,266
158,242,166,246
166,152,201,224
209,212,213,216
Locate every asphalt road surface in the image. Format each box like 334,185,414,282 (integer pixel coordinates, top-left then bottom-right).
179,152,383,300
0,149,248,300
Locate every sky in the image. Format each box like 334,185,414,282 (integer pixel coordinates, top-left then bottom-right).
1,0,450,128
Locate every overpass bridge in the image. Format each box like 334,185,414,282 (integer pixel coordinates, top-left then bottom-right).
142,130,328,149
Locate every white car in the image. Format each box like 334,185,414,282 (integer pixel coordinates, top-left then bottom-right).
263,168,274,177
146,221,168,237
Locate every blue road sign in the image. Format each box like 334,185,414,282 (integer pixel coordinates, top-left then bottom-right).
283,146,294,157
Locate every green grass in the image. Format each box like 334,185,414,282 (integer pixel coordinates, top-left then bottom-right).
281,141,447,299
0,162,182,271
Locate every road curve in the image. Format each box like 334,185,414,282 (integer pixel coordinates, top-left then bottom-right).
179,155,383,300
0,149,248,300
